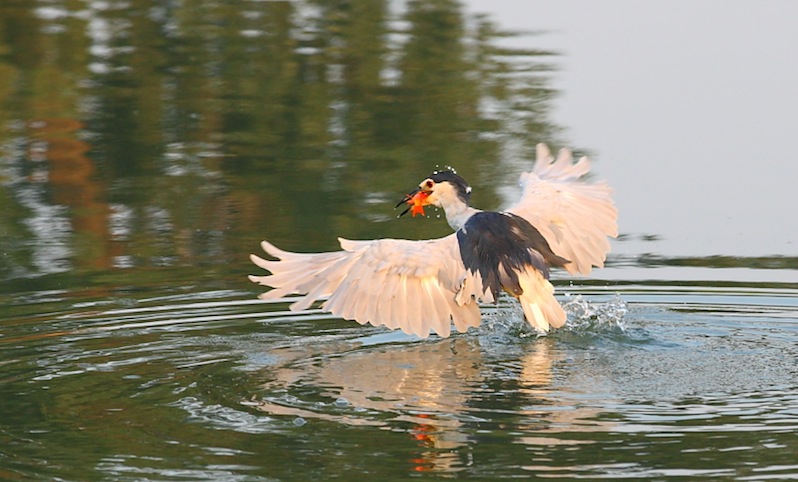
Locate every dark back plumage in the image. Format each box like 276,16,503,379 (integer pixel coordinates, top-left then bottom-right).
457,212,569,298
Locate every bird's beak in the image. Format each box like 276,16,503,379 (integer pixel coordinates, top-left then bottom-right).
396,188,431,217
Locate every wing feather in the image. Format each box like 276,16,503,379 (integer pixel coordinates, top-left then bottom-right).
376,271,400,330
506,143,618,275
456,301,482,333
416,280,436,336
424,278,452,337
249,234,489,338
391,276,408,331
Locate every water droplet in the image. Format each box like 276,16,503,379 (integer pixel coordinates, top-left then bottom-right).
292,417,307,427
562,293,627,332
334,397,349,407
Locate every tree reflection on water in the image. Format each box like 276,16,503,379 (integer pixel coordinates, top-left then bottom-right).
0,0,561,285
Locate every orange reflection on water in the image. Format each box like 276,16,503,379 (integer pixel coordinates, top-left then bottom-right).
27,117,113,271
254,334,616,474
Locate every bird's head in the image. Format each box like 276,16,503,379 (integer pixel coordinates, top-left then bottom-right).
397,170,471,218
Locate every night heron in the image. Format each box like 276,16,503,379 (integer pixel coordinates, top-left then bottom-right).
249,144,618,338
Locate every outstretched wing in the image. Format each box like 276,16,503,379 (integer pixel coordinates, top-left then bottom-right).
248,235,491,338
506,143,618,275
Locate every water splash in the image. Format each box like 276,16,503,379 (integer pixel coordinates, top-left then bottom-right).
561,293,628,333
478,293,627,339
478,298,529,338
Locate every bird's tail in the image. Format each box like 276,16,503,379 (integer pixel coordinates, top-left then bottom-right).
517,268,567,333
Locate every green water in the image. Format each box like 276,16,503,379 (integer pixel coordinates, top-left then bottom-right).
2,1,798,480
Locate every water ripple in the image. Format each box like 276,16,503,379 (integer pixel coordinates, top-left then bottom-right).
3,283,798,479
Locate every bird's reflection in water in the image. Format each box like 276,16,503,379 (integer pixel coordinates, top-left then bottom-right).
253,330,615,473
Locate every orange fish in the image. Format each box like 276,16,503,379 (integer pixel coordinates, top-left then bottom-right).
397,190,431,217
408,190,430,217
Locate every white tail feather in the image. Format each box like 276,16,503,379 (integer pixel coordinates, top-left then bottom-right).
517,268,566,333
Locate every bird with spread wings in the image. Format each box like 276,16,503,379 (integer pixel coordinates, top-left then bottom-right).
249,144,618,338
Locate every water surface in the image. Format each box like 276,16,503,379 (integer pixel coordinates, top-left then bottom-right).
1,1,798,480
3,277,798,480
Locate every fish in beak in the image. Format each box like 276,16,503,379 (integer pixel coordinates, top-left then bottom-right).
396,188,431,217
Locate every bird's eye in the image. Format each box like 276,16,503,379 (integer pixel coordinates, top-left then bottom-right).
424,180,434,189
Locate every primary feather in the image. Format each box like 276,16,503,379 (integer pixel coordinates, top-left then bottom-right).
506,144,618,275
249,236,488,338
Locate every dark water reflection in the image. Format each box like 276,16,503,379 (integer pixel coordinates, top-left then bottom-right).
1,0,560,285
2,0,798,480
